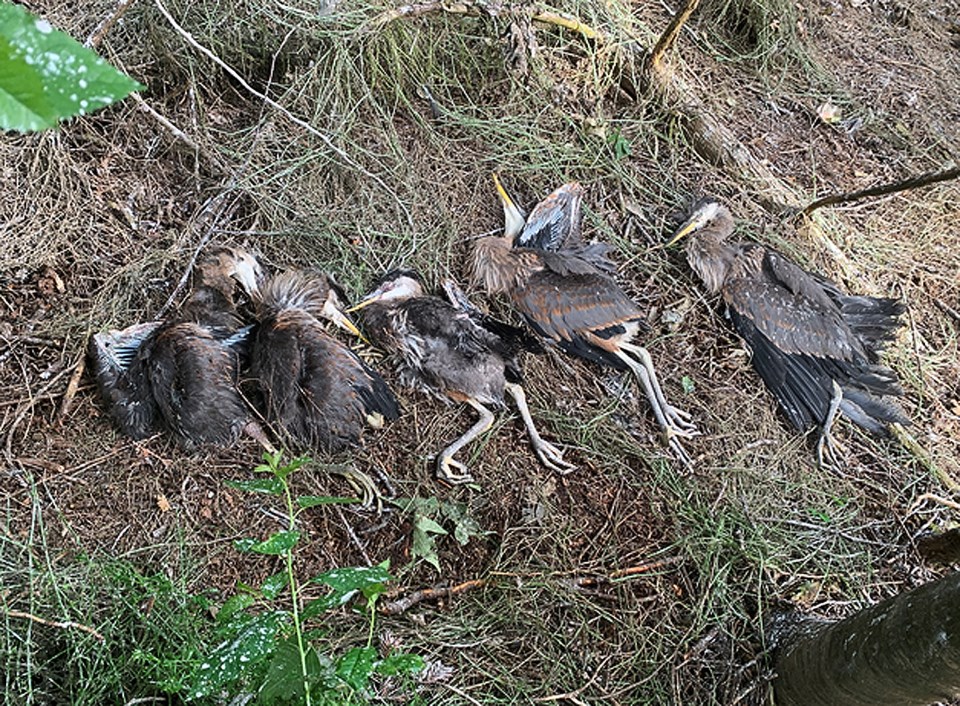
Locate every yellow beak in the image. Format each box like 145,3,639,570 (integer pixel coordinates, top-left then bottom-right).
322,298,368,343
492,172,526,240
665,216,702,247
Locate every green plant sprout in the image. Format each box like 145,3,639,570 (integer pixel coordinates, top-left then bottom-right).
187,452,423,704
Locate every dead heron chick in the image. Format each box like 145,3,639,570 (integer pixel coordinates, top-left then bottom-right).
87,248,269,450
471,178,698,465
350,270,574,484
234,267,400,455
668,197,909,464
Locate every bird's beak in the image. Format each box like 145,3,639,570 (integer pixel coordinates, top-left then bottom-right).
322,297,368,343
665,214,703,247
229,248,263,295
344,289,383,314
493,172,526,239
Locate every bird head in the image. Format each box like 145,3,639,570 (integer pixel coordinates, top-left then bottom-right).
515,181,585,250
492,173,527,240
348,270,425,312
88,321,162,373
666,197,729,246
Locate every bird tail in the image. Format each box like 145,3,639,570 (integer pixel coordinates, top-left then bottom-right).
840,295,905,355
839,387,910,435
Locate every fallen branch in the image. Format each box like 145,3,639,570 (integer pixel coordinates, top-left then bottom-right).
7,609,105,642
800,165,960,217
58,354,86,419
380,557,681,614
366,1,601,42
85,0,138,48
645,0,702,73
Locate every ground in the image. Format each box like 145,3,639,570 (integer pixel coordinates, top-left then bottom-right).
2,0,960,703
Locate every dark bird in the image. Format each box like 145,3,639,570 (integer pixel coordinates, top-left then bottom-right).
233,265,400,455
668,197,909,463
471,178,698,465
350,270,574,484
87,248,271,450
494,174,616,273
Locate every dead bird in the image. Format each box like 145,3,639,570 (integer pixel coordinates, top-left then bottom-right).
350,270,574,484
232,266,400,454
470,179,698,466
668,197,909,464
87,248,271,449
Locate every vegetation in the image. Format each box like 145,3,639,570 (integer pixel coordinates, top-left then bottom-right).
2,0,958,704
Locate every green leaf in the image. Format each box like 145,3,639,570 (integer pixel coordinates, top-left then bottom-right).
216,593,255,626
313,565,391,594
376,652,425,677
681,376,696,394
336,646,376,691
260,571,290,600
0,3,143,132
225,477,284,495
251,531,300,555
187,611,288,699
297,494,359,508
412,514,447,572
259,639,327,704
275,456,310,480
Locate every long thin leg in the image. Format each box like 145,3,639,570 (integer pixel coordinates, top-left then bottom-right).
436,398,495,484
614,348,695,466
243,420,278,454
505,382,576,474
816,380,845,470
621,342,697,433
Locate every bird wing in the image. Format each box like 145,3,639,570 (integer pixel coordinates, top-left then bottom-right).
513,270,644,343
516,185,582,251
723,248,867,362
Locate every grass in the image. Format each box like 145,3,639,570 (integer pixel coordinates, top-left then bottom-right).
2,0,958,703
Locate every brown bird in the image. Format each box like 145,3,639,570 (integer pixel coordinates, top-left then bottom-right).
668,197,909,463
233,266,400,455
350,270,574,484
495,174,616,273
471,178,698,465
87,248,270,449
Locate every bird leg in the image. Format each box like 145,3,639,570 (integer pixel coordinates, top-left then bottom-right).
816,380,845,470
505,382,576,474
615,344,696,466
436,398,495,485
242,420,278,454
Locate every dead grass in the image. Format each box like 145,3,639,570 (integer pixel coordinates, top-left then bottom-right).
2,0,960,703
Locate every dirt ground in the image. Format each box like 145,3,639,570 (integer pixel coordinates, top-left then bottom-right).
2,0,960,703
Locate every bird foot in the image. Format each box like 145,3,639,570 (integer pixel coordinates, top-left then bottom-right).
816,430,845,472
665,406,699,436
664,429,694,467
436,455,475,485
533,439,577,475
331,467,383,513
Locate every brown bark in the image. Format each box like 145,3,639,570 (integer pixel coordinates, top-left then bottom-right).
801,165,960,217
772,571,960,706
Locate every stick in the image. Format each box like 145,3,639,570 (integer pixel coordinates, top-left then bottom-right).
7,609,105,642
58,354,86,419
85,0,138,48
801,165,960,217
379,579,487,614
645,0,702,73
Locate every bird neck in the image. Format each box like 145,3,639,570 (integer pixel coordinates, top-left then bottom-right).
685,230,736,295
470,235,524,294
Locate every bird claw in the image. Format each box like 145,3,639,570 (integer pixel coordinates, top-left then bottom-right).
664,429,694,467
816,430,844,471
331,467,383,512
534,439,576,475
666,406,699,436
436,455,475,485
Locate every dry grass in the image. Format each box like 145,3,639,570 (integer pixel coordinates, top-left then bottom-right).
2,0,960,703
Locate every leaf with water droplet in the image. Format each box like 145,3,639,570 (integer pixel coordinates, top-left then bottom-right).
336,646,377,691
0,3,142,132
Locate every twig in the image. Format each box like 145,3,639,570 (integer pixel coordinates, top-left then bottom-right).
58,354,86,419
909,493,960,514
367,1,601,42
935,299,960,325
153,0,413,229
129,93,226,172
85,0,138,48
645,0,702,73
889,423,959,492
533,655,612,703
800,165,960,217
7,609,105,641
379,579,487,614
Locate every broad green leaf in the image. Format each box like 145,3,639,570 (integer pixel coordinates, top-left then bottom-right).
259,639,327,704
297,494,358,508
260,571,290,600
416,516,447,536
225,477,284,495
313,565,391,594
376,652,425,676
251,531,300,555
187,611,288,699
275,456,309,480
412,515,447,571
216,593,255,626
336,646,376,691
0,3,142,132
